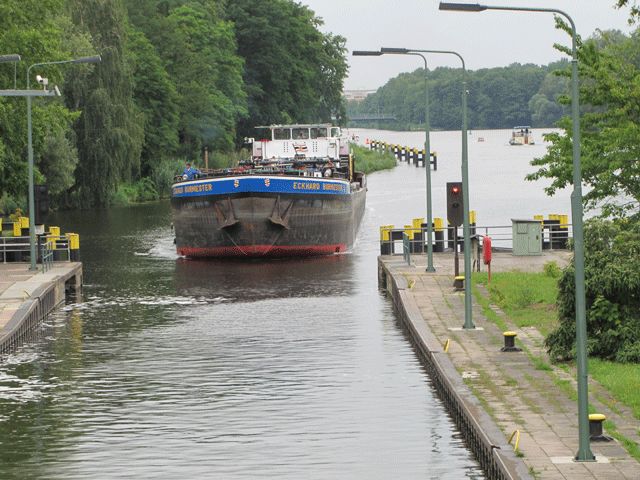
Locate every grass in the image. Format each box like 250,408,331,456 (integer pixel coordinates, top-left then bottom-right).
350,144,397,174
473,270,559,336
589,359,640,420
472,268,640,461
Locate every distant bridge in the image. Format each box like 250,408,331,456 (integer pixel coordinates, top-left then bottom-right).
348,113,397,122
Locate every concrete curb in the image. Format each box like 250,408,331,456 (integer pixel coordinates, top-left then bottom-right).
0,263,82,355
379,257,532,480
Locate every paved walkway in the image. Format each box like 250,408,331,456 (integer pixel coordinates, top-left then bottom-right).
382,251,640,480
0,262,81,330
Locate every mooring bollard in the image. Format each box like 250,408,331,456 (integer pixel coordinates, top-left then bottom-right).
433,217,445,253
453,275,464,291
67,233,80,261
589,414,611,441
379,225,393,255
501,331,522,352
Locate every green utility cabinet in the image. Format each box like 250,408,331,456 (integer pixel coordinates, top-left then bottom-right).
511,219,542,256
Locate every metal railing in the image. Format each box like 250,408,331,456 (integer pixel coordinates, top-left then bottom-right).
40,239,54,272
402,232,411,265
1,234,71,270
380,223,572,256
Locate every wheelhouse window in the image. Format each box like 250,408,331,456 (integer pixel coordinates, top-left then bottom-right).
310,127,328,139
292,128,309,139
331,127,341,138
273,128,291,140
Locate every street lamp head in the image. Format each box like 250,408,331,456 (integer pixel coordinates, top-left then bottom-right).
0,54,21,63
380,47,411,55
439,2,487,12
352,50,383,56
71,55,102,64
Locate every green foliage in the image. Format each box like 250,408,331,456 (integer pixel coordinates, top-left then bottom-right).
126,27,179,175
67,0,144,207
546,218,640,363
350,144,396,174
347,62,565,130
543,261,562,278
0,194,21,216
113,177,159,206
590,358,640,419
527,27,640,216
1,0,350,208
226,0,347,136
475,271,559,334
148,158,183,197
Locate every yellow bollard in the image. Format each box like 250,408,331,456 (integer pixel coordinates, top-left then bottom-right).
379,225,394,255
559,214,569,229
13,221,21,237
412,217,424,229
67,232,80,249
49,226,60,250
19,216,29,229
469,210,477,225
67,233,80,261
404,224,414,240
379,224,393,242
434,218,444,232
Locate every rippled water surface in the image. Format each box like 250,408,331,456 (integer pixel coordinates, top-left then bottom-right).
0,128,569,479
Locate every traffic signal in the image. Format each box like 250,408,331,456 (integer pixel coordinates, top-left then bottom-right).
34,184,49,225
447,181,463,227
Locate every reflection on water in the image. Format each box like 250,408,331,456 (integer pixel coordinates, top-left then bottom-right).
0,137,489,479
174,255,355,300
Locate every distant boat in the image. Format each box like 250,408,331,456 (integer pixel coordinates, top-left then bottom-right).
509,126,535,145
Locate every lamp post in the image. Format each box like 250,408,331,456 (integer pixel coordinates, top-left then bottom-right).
352,49,437,273
439,2,594,461
25,55,101,271
381,47,473,327
378,48,436,272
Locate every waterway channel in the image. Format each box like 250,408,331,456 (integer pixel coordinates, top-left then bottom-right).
0,128,570,479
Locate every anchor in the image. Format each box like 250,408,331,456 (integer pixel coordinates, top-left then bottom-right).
269,196,293,229
214,197,239,229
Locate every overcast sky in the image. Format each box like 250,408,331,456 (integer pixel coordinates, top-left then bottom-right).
299,0,634,90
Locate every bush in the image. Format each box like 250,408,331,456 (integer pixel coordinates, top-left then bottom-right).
113,177,159,205
150,158,184,197
350,144,397,174
0,194,21,217
543,261,562,278
545,218,640,363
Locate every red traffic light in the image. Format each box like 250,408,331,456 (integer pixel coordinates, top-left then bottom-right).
451,186,460,194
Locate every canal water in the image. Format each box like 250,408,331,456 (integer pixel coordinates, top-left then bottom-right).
0,128,570,479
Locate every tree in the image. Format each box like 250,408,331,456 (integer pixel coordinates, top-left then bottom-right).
527,28,640,217
160,3,246,155
546,218,640,363
616,0,640,22
66,0,144,206
0,0,81,208
126,28,179,175
226,0,347,137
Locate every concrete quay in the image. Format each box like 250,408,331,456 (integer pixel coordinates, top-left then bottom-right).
0,262,82,354
378,251,640,480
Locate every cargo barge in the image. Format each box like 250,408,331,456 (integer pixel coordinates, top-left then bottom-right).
171,124,366,257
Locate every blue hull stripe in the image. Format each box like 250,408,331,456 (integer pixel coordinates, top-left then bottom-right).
172,176,351,198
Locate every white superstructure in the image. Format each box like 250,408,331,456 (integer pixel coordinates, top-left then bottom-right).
249,124,349,161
